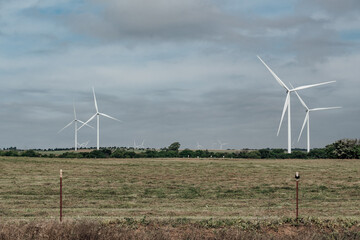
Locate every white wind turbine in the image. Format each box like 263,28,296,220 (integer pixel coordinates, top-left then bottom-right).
79,87,121,150
257,56,335,153
291,85,341,153
196,141,203,150
58,104,93,151
133,140,145,149
138,140,145,148
78,140,90,148
218,140,228,150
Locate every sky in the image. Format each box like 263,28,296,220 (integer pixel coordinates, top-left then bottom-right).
0,0,359,150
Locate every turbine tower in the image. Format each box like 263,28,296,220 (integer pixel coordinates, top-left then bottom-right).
79,87,121,150
196,141,203,150
58,104,93,151
292,87,341,153
257,56,335,153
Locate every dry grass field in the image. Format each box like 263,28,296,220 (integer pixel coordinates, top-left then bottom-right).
0,157,359,221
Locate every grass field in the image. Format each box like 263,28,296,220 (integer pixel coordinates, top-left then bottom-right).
0,157,359,221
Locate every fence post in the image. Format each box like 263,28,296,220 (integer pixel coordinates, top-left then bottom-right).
295,172,300,220
60,169,62,222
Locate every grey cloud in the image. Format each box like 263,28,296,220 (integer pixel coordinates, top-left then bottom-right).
61,0,358,65
302,0,360,15
68,0,234,42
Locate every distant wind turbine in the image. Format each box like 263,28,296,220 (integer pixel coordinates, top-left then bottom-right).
133,140,145,149
79,87,121,150
218,140,228,150
257,55,335,153
196,142,203,150
291,84,341,153
78,140,90,148
58,104,93,151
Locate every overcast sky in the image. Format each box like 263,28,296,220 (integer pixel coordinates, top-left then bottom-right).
0,0,359,150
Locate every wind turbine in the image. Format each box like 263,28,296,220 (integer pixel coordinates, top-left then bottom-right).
257,56,335,153
218,140,228,150
78,140,90,148
291,85,341,153
138,140,145,148
196,142,203,150
58,104,93,151
133,140,145,149
79,87,121,150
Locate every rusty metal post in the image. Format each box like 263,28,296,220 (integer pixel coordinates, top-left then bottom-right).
60,169,62,222
295,172,300,220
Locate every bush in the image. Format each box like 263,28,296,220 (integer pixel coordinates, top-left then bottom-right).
21,150,40,157
326,139,360,159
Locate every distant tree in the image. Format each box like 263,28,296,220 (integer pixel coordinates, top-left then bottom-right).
101,148,112,157
246,151,261,159
289,151,307,159
88,150,107,158
168,142,181,152
308,148,328,159
21,150,40,157
179,149,194,158
259,149,270,159
326,139,360,159
3,150,19,156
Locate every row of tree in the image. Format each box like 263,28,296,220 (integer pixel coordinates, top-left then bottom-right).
0,139,359,159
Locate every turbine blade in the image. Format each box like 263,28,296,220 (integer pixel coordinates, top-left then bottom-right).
291,81,335,91
310,107,342,111
73,103,77,119
77,120,94,129
298,112,309,142
257,56,289,91
92,87,99,113
58,120,74,133
78,114,97,130
277,92,290,136
99,113,122,122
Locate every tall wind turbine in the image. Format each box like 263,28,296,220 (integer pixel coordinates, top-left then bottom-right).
257,56,335,153
291,87,341,153
79,87,121,150
196,141,203,150
58,104,93,151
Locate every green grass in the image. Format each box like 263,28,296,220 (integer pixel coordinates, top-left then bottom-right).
0,157,359,221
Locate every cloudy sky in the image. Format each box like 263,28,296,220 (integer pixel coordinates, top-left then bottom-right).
1,0,359,150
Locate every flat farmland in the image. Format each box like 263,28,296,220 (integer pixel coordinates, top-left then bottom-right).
0,157,359,221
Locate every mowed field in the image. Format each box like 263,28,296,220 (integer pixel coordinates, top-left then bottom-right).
0,157,359,221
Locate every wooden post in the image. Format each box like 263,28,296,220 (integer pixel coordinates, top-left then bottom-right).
60,169,62,222
295,172,300,220
296,180,299,220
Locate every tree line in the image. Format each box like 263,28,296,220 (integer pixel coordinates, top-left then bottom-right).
1,139,360,159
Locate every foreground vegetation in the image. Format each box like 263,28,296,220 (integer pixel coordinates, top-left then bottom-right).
0,157,359,221
0,218,359,240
